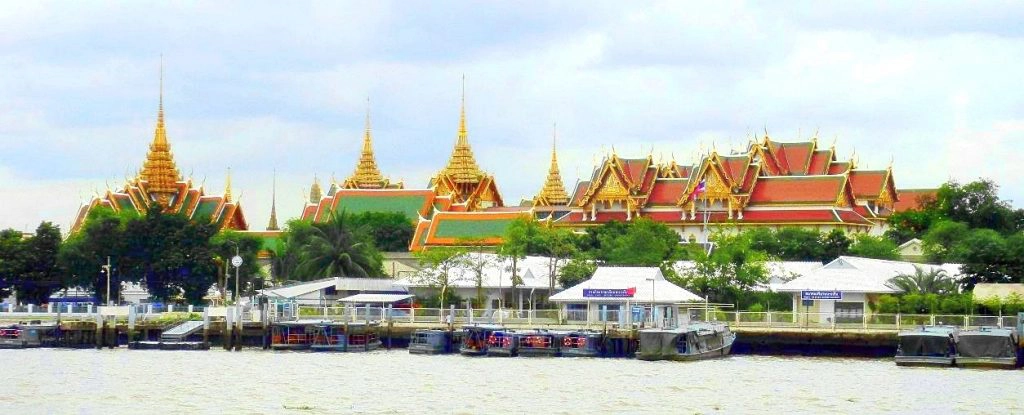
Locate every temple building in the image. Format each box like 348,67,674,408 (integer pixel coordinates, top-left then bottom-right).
71,76,247,233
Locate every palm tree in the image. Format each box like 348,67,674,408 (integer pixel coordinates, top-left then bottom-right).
890,266,957,295
295,212,381,278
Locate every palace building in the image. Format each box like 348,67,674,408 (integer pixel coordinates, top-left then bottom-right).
71,77,247,233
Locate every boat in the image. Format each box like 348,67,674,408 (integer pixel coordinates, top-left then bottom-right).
460,324,502,356
310,322,348,352
955,327,1019,369
270,320,314,350
486,330,518,357
343,322,381,352
409,329,462,354
0,322,58,349
517,330,560,357
559,331,604,357
636,322,735,361
895,326,957,367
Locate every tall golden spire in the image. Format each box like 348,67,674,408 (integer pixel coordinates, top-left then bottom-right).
344,97,386,188
224,167,233,202
441,76,484,183
139,57,182,206
309,175,322,203
267,169,280,231
535,124,569,206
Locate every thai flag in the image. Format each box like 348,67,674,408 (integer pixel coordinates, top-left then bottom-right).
690,179,706,200
626,287,637,296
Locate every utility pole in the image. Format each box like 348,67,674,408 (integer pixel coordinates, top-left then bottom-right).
101,256,112,306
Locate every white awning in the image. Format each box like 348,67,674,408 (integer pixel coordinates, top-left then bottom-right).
338,293,414,304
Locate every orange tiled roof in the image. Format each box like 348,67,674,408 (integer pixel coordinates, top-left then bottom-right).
748,176,845,205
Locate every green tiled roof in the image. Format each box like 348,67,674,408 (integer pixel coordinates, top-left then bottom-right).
336,195,426,221
177,191,196,215
260,234,282,252
116,196,138,213
193,199,220,220
434,217,515,239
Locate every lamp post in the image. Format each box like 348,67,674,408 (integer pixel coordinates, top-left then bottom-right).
100,256,113,306
225,240,242,304
646,276,656,327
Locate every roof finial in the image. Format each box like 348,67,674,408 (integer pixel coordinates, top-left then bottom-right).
158,54,164,129
267,169,280,231
439,75,484,184
139,56,181,206
224,167,233,203
534,123,569,206
343,97,388,189
459,74,467,139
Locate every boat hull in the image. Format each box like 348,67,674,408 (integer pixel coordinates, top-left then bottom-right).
560,349,601,358
486,348,516,357
310,344,347,352
894,356,955,367
459,347,487,356
271,344,311,351
955,357,1018,369
517,348,559,357
409,346,446,355
637,343,732,362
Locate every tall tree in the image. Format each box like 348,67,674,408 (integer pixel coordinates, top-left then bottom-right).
922,220,971,263
558,252,596,289
675,231,770,304
890,266,956,295
413,247,467,308
14,222,64,304
296,211,383,278
539,226,577,291
498,218,537,296
211,231,265,301
848,234,900,260
58,207,132,303
598,218,680,266
348,211,415,252
819,229,852,262
0,229,25,299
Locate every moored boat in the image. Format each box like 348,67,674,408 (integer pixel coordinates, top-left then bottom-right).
460,324,502,356
310,322,348,352
895,326,957,367
271,320,314,350
409,329,461,354
955,327,1018,369
485,330,518,357
559,331,604,357
517,330,559,357
344,322,382,352
0,322,58,349
0,326,25,349
636,322,735,361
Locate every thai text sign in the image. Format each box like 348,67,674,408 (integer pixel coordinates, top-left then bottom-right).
801,290,842,300
583,288,636,298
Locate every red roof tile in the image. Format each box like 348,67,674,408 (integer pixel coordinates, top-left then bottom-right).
848,170,887,199
806,150,832,175
648,179,687,205
894,189,937,212
748,176,844,204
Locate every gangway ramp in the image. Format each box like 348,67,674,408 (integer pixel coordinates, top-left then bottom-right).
161,320,204,341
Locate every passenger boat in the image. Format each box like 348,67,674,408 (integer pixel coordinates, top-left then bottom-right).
636,322,735,361
559,331,604,357
270,320,314,350
0,322,58,349
409,329,462,354
895,326,957,367
955,327,1019,369
344,322,381,352
517,330,560,357
0,326,25,349
486,330,518,357
460,324,502,356
310,322,348,352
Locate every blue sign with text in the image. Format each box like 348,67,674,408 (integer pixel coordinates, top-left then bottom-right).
583,288,635,298
801,290,842,300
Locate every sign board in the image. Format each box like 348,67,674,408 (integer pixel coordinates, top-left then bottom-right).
632,306,644,313
231,255,243,268
801,290,842,300
583,288,636,298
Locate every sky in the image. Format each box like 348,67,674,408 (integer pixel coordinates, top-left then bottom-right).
2,1,1023,233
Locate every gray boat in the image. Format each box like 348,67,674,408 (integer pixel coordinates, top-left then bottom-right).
955,327,1018,369
636,322,735,361
895,326,957,367
0,323,58,349
409,329,462,354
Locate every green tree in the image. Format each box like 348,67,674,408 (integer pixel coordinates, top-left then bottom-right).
538,226,578,291
848,234,900,260
819,229,852,262
955,229,1013,290
348,211,415,252
890,266,957,295
675,231,770,304
0,229,25,299
935,179,1021,233
295,211,384,278
922,220,971,263
272,219,317,282
58,207,133,303
885,207,940,244
413,247,467,308
13,222,64,304
598,218,680,266
558,252,596,289
498,218,538,295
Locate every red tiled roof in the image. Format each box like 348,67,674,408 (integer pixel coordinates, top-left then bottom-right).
620,158,649,186
834,209,872,225
569,181,590,206
648,179,687,205
778,142,814,174
828,161,851,175
720,156,751,185
894,189,937,212
748,176,844,204
806,150,832,175
848,170,887,199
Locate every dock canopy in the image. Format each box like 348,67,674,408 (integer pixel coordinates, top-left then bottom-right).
549,267,701,304
339,293,414,304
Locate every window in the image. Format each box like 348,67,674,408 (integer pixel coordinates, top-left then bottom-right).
835,302,864,324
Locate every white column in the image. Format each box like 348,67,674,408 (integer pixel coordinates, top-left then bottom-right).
27,304,34,313
47,303,53,313
168,304,174,313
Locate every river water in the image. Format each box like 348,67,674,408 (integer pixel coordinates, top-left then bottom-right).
0,349,1021,414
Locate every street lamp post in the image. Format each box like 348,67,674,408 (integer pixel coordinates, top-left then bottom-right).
646,276,656,327
225,241,243,304
100,256,113,306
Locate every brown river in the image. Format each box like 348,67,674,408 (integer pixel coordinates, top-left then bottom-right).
0,349,1021,414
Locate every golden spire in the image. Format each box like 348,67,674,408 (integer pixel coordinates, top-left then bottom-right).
535,123,569,206
441,75,484,183
139,57,182,206
344,97,386,188
267,169,280,231
309,175,322,203
224,167,233,203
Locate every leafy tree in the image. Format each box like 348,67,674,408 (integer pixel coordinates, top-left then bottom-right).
935,179,1021,233
295,211,384,278
746,227,848,262
538,226,577,291
498,218,538,294
0,229,25,299
13,222,64,304
885,207,940,244
675,231,770,304
955,229,1013,290
413,247,468,308
460,239,494,308
558,252,596,289
921,220,971,263
348,211,414,252
848,233,900,260
597,218,680,266
890,266,957,295
58,207,133,303
819,229,852,262
272,219,317,282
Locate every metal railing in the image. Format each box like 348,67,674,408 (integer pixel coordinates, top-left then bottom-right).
688,310,1021,331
